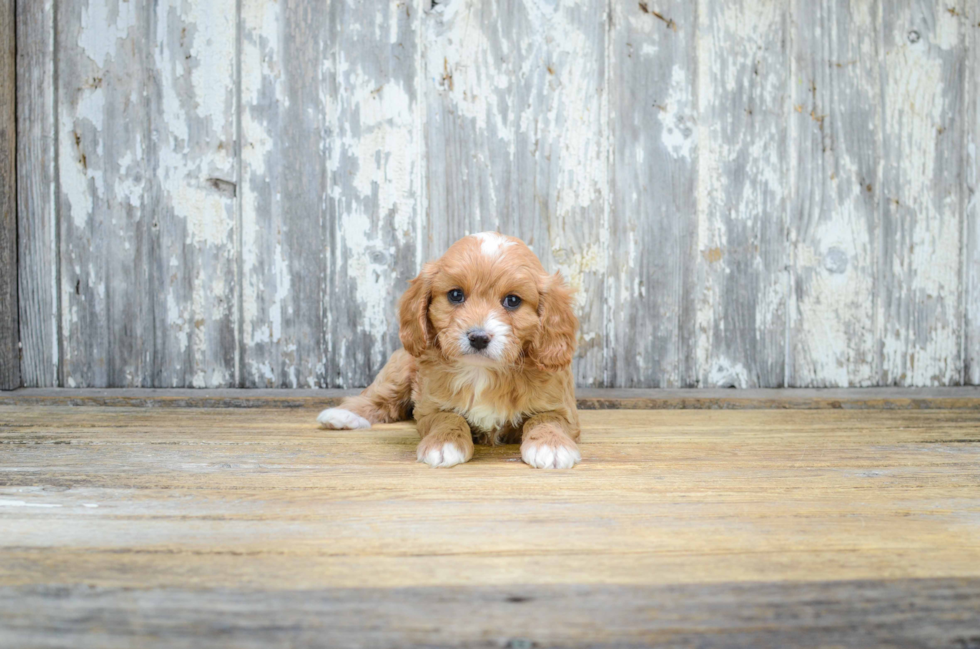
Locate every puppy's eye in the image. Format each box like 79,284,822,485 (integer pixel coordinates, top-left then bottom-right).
502,294,522,310
447,289,465,304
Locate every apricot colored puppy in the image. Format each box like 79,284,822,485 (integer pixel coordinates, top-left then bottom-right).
317,233,581,469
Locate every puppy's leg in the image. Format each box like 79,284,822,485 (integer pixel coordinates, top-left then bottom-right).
317,349,415,430
415,412,474,469
520,413,581,470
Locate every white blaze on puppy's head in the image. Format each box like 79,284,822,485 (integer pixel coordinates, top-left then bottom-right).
471,232,514,258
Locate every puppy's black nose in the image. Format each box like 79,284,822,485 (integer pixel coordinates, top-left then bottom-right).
467,331,491,351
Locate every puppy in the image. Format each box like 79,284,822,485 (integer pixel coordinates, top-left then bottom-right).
317,232,581,469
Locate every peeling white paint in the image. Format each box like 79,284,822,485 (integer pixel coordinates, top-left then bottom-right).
880,4,961,386
707,357,751,389
552,241,605,311
78,0,138,66
0,499,62,508
41,0,973,390
658,67,696,160
60,87,106,230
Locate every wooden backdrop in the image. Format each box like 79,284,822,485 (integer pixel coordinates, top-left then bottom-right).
12,0,980,389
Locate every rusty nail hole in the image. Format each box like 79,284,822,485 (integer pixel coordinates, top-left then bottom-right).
907,30,920,43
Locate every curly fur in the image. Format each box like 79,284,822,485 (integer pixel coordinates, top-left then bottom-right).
317,233,581,470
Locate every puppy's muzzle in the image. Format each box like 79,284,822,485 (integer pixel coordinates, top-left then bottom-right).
466,329,491,351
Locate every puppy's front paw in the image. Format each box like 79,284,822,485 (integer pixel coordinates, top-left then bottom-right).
521,442,581,470
317,408,371,430
417,439,468,468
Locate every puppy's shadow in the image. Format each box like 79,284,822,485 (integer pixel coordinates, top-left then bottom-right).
372,421,523,466
470,443,522,465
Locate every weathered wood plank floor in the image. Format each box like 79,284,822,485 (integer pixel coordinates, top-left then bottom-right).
1,405,979,647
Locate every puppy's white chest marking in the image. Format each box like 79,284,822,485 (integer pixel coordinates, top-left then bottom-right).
450,365,494,398
464,403,515,432
449,365,522,432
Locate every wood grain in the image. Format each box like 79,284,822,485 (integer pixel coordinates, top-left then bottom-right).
788,0,880,387
2,580,980,648
3,386,980,410
147,0,239,387
967,2,979,386
239,0,330,389
1,406,979,646
56,0,152,387
0,0,18,391
327,0,421,388
12,0,980,389
606,0,697,388
422,0,607,386
879,0,967,386
15,0,57,388
695,0,790,388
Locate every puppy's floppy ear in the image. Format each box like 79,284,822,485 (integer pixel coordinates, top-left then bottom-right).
528,272,578,371
399,263,435,357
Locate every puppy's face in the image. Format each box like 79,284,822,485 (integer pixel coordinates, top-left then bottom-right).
399,233,578,371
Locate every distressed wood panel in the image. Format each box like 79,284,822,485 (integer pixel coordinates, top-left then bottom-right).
241,0,419,390
15,0,980,389
967,1,979,386
606,0,698,388
695,0,790,387
0,0,17,390
15,0,57,387
878,0,967,386
57,0,149,387
787,0,880,387
326,0,421,388
58,0,237,388
240,0,331,388
422,0,607,386
146,0,239,387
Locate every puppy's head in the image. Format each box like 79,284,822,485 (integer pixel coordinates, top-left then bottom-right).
399,233,577,371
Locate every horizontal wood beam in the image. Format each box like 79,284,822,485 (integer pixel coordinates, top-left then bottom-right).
3,579,979,648
2,387,979,410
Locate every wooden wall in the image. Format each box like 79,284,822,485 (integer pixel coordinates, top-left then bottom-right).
1,0,19,390
12,0,980,389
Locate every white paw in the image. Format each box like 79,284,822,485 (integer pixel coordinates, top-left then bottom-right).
317,408,371,430
521,443,581,470
417,442,467,468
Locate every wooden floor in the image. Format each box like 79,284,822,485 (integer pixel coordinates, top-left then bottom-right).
1,404,979,647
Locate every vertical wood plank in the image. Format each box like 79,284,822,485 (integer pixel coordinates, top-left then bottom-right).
57,0,149,387
878,0,966,386
326,0,421,388
59,0,238,388
967,0,979,385
0,0,18,390
244,0,420,389
240,0,330,387
147,0,238,386
787,0,880,387
423,0,607,385
15,0,57,387
695,0,790,388
606,0,698,388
